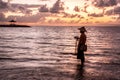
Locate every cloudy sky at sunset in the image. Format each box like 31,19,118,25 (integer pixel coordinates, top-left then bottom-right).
0,0,120,26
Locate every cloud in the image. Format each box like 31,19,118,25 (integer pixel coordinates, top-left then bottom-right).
0,0,14,12
93,0,117,7
106,6,120,15
0,0,8,9
0,0,31,14
39,0,67,13
39,4,49,12
73,2,89,13
14,15,40,22
74,6,80,12
88,13,104,17
0,13,6,21
0,9,48,23
70,14,81,18
8,13,49,22
62,12,84,19
50,0,65,13
81,4,89,13
117,15,120,20
14,4,32,14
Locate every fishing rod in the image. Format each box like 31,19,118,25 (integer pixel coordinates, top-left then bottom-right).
74,36,79,54
70,26,79,54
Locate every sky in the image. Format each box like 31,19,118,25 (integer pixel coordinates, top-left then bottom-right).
0,0,120,26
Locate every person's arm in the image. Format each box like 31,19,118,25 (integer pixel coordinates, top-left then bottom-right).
74,36,79,41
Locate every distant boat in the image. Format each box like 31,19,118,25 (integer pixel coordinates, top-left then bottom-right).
0,20,31,27
9,20,16,23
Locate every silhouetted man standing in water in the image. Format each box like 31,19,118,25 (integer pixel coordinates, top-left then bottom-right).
75,27,87,65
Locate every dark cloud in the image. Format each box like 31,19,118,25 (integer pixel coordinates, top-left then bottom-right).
0,0,14,12
62,13,71,17
74,6,80,12
0,0,31,14
39,0,68,13
81,5,89,13
106,6,120,15
0,0,8,9
73,1,90,13
50,0,65,13
93,0,117,7
0,13,6,21
73,2,89,13
10,4,32,14
88,13,104,17
62,12,83,19
70,14,81,18
39,4,49,12
17,5,32,14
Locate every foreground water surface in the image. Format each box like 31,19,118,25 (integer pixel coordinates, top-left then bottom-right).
0,26,120,80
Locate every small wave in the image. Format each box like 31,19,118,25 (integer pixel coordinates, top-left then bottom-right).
0,37,14,40
0,57,39,62
57,44,74,47
0,46,31,50
85,53,111,57
16,36,35,40
0,57,62,62
59,52,76,56
0,57,16,60
35,42,52,45
0,50,13,53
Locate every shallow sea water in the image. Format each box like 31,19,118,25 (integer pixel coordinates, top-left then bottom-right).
0,26,120,80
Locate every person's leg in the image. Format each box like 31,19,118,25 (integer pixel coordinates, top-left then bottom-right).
81,51,85,65
77,46,80,59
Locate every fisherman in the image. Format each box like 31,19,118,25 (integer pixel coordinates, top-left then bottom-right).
74,27,87,65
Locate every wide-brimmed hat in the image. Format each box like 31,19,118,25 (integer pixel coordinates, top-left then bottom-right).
78,26,87,32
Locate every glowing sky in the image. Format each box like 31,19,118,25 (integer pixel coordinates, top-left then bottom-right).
0,0,120,26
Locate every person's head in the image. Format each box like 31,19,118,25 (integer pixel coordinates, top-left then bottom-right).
78,27,87,33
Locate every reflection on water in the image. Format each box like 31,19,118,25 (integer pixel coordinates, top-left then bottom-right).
75,64,85,80
0,26,120,80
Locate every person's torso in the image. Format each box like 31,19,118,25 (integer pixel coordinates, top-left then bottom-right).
79,33,86,45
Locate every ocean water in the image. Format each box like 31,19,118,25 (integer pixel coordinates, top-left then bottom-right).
0,26,120,80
